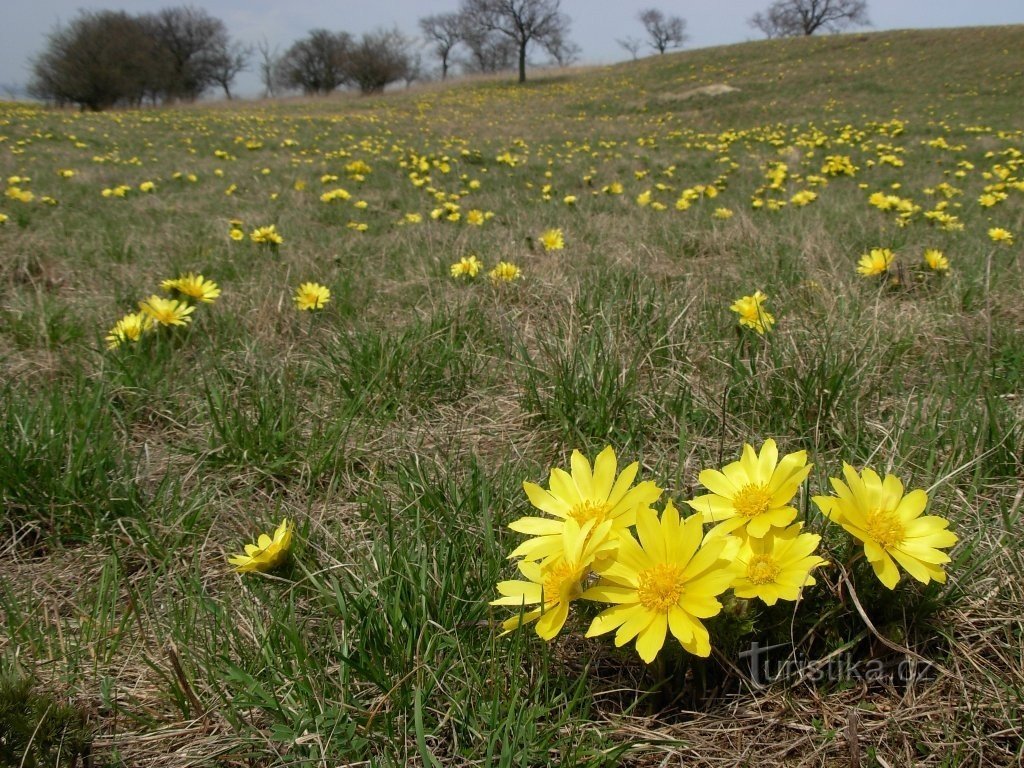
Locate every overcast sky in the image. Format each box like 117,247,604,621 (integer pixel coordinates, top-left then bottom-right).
3,1,1022,98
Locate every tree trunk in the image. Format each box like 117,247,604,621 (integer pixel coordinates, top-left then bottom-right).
442,58,448,80
518,42,526,83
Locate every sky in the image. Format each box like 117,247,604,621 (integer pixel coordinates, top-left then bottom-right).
3,1,1022,98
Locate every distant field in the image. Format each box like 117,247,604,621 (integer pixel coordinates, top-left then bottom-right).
1,25,1022,767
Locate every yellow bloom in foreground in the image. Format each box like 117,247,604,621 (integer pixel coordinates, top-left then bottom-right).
687,439,811,539
732,524,826,605
857,248,894,276
138,295,195,327
492,518,614,640
489,261,522,283
923,249,949,272
105,311,152,349
509,446,662,563
250,224,283,245
450,255,483,278
813,464,957,589
584,502,736,662
539,228,564,251
294,282,331,310
162,273,221,303
228,519,293,573
988,227,1013,245
730,290,775,335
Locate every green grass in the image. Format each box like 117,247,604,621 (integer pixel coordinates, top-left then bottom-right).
1,25,1023,767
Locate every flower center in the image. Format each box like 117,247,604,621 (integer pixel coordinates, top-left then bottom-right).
637,563,685,612
746,553,781,585
542,561,581,606
569,500,611,526
734,484,771,518
864,508,905,549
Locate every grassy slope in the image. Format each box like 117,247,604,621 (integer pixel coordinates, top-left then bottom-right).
1,25,1023,767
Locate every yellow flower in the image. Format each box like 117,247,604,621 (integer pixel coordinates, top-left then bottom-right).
138,295,195,327
450,255,483,278
508,446,662,564
294,282,331,310
466,209,486,226
712,207,734,220
229,228,244,241
813,464,957,589
687,439,811,539
162,273,220,303
563,195,577,205
730,290,775,335
988,227,1013,244
488,261,522,282
583,502,736,662
250,224,283,245
105,311,152,349
138,181,156,193
857,248,894,277
539,228,564,251
0,213,7,225
923,249,949,272
404,212,423,224
228,519,293,573
731,524,826,605
492,518,615,640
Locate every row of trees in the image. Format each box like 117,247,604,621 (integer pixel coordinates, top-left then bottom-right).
29,0,871,110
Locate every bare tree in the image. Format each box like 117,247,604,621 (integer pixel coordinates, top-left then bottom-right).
419,13,462,80
543,26,580,67
749,0,870,37
145,6,230,100
638,8,688,54
255,38,280,98
617,37,644,61
459,0,572,83
458,24,516,74
277,29,351,95
209,41,250,100
345,28,413,94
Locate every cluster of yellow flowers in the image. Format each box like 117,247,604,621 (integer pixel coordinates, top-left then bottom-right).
493,443,957,663
856,247,952,278
450,255,523,283
105,272,219,349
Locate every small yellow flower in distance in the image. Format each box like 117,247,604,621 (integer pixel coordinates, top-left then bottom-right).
163,273,221,303
813,465,958,589
138,295,195,327
105,311,152,349
488,261,522,283
712,207,734,219
294,282,331,310
923,249,949,272
228,519,293,573
450,255,483,278
139,181,155,193
732,524,826,605
988,227,1013,244
250,225,283,245
730,291,775,335
229,228,244,241
59,169,75,178
687,439,812,539
563,195,577,205
540,228,564,251
404,212,423,224
353,200,368,210
466,209,486,226
584,502,736,662
0,213,7,225
857,248,894,277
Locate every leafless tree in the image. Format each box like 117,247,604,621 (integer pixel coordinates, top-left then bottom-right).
638,8,688,54
345,28,414,94
617,37,644,61
543,26,580,67
209,41,250,100
459,0,572,83
145,6,231,100
255,38,280,98
277,29,351,95
419,13,462,80
749,0,870,37
458,22,516,74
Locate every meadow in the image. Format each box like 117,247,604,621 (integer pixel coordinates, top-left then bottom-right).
1,25,1023,766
